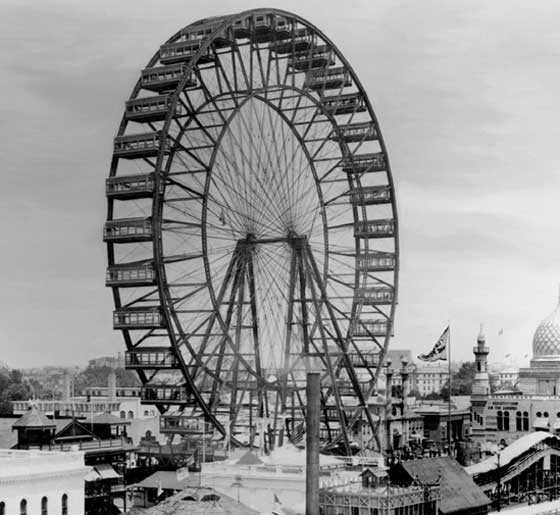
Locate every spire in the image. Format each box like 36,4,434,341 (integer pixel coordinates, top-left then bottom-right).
477,323,485,343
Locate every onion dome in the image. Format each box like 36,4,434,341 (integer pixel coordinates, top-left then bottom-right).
532,292,560,360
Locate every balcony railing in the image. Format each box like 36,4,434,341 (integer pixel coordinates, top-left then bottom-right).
125,348,180,368
140,64,196,92
356,252,396,272
113,307,164,329
141,385,191,403
160,415,213,434
354,219,395,238
355,287,394,305
27,437,135,453
106,262,156,287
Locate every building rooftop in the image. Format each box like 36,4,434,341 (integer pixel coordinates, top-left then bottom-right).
81,413,131,426
131,470,195,491
466,432,559,477
128,487,259,514
12,406,56,429
0,449,88,479
395,457,490,514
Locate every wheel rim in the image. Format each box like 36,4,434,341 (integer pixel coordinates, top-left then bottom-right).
105,8,399,454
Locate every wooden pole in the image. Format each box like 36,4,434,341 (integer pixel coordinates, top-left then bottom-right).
306,371,320,515
447,324,452,455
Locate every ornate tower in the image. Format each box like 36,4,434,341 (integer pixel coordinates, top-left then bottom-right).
472,325,491,396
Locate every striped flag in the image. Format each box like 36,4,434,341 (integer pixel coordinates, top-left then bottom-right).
418,326,449,362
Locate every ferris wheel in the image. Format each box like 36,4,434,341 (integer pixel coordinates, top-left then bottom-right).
104,8,399,454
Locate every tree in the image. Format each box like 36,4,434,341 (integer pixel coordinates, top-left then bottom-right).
440,362,477,399
0,368,32,414
73,365,140,393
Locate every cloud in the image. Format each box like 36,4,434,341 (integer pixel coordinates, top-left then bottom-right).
1,0,559,367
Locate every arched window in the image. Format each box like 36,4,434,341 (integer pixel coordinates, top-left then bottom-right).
537,411,542,417
61,494,68,515
41,497,48,515
503,411,510,431
120,410,126,419
0,501,5,515
20,499,27,515
516,411,522,431
497,411,503,431
128,410,134,419
545,412,550,418
144,410,149,417
523,411,529,431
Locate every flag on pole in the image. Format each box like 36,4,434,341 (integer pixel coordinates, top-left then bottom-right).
418,326,450,362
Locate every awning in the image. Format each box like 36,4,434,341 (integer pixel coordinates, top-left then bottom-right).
85,467,101,482
95,464,121,480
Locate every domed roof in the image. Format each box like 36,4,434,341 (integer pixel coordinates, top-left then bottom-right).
533,296,560,359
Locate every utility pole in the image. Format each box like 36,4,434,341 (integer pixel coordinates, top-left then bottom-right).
306,371,320,515
496,450,501,511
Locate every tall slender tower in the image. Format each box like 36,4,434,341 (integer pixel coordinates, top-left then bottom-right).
472,325,491,396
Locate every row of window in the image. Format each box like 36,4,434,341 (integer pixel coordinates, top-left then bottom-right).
0,495,67,515
496,411,530,431
496,410,560,432
535,411,560,418
117,409,156,419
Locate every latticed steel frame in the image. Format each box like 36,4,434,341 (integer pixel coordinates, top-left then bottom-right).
105,8,399,454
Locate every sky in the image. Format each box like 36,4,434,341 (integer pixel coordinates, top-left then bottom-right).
1,0,560,368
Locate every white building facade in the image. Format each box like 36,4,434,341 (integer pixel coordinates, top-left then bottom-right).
0,449,88,515
415,364,449,396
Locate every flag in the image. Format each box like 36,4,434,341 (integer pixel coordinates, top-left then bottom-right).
418,326,449,362
498,328,504,336
273,493,281,505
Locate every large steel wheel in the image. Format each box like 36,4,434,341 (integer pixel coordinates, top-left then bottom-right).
105,8,399,454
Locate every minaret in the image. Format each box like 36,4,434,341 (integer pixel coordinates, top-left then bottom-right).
472,324,491,396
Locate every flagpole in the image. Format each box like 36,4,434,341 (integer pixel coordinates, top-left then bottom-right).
447,322,452,456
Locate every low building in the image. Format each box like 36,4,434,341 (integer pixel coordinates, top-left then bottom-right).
128,469,195,508
88,354,125,369
392,456,491,515
11,407,136,514
201,445,345,513
320,466,440,515
415,401,471,446
13,370,156,420
127,486,258,514
0,449,89,515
